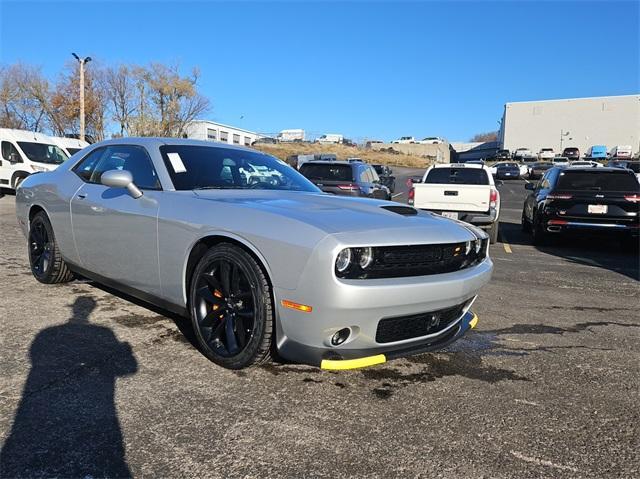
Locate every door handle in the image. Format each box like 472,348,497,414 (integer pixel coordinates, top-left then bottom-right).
77,194,86,199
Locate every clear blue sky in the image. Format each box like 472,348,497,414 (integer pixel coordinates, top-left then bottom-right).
1,0,638,141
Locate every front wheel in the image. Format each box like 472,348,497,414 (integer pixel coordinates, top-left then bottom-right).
28,211,74,284
189,243,274,369
488,221,499,244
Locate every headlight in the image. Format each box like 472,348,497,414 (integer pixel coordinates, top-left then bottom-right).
30,165,47,172
358,247,373,269
335,248,352,273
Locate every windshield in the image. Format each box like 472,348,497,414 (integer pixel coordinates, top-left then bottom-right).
425,168,489,185
557,171,639,192
17,142,68,165
160,145,320,192
299,163,354,182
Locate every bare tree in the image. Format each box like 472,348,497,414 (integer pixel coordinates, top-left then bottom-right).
105,65,137,136
0,64,49,131
470,131,498,143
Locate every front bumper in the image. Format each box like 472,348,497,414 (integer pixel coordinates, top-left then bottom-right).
274,256,493,368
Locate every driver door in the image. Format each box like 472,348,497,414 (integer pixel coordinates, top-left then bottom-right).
70,145,162,295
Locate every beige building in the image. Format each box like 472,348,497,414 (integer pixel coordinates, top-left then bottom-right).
499,95,640,156
184,120,259,147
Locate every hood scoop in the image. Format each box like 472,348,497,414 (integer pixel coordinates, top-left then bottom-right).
380,205,418,216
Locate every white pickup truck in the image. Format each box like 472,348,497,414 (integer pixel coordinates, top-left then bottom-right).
408,163,501,243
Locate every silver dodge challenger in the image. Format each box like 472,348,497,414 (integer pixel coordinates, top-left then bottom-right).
16,138,492,370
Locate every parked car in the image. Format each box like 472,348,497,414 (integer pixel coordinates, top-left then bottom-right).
569,160,602,168
372,164,396,193
1,128,69,190
522,167,639,249
585,145,607,160
494,162,521,180
299,160,391,200
317,134,343,144
409,163,501,243
391,136,416,144
538,148,555,160
419,137,445,145
551,157,570,166
51,136,90,156
608,160,640,181
15,138,493,369
528,162,554,180
609,145,633,159
513,148,532,160
252,137,277,145
495,149,510,160
562,147,581,161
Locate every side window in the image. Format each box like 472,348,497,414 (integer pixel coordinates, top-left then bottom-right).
72,147,106,181
1,141,22,163
369,167,380,183
90,145,161,190
359,166,370,183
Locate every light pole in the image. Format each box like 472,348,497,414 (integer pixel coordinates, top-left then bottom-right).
72,53,91,142
560,129,571,152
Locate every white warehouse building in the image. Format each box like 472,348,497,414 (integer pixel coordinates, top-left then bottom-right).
184,120,260,147
499,94,640,156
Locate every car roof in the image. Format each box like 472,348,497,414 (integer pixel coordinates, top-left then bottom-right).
0,128,58,144
93,136,263,155
562,167,632,173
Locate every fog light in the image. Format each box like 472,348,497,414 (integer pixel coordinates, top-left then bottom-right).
331,328,351,346
336,248,352,273
359,247,373,269
474,240,481,254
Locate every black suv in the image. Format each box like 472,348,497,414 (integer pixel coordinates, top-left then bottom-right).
562,147,580,161
299,161,391,200
522,167,639,248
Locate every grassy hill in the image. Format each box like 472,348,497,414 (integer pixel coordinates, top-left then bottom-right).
252,142,433,168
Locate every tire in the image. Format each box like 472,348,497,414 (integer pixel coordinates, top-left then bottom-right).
28,211,74,284
13,176,26,189
189,243,274,369
521,212,531,233
489,221,499,244
531,213,548,246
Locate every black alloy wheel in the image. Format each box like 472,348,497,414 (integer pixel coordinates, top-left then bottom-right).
28,212,74,283
190,244,273,369
29,220,52,277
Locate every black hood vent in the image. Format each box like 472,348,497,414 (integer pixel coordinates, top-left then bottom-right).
381,205,418,216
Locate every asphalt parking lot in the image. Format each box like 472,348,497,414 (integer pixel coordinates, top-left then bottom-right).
1,174,638,478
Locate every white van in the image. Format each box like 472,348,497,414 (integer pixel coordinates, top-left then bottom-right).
0,129,69,190
609,145,633,159
51,136,90,156
317,134,343,144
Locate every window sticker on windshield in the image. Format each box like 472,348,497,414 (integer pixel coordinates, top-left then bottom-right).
167,152,187,173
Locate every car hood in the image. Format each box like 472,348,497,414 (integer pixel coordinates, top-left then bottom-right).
192,190,478,244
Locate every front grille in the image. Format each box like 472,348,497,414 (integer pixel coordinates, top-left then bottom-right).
336,240,488,279
375,302,467,343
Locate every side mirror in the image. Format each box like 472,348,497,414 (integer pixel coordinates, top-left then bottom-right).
9,152,21,163
100,169,143,199
525,183,535,190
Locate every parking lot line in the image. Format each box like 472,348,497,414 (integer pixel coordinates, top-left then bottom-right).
503,242,513,254
391,192,404,199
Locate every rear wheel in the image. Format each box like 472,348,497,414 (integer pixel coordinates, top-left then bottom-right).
521,212,531,233
28,211,74,284
531,212,548,246
489,221,499,244
189,243,274,369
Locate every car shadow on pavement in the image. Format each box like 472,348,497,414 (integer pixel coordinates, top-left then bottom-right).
499,220,639,281
0,296,137,478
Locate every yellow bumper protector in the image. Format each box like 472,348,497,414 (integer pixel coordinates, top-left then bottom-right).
469,313,479,329
320,354,386,370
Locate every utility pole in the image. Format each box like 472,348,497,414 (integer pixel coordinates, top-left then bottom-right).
72,53,92,141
